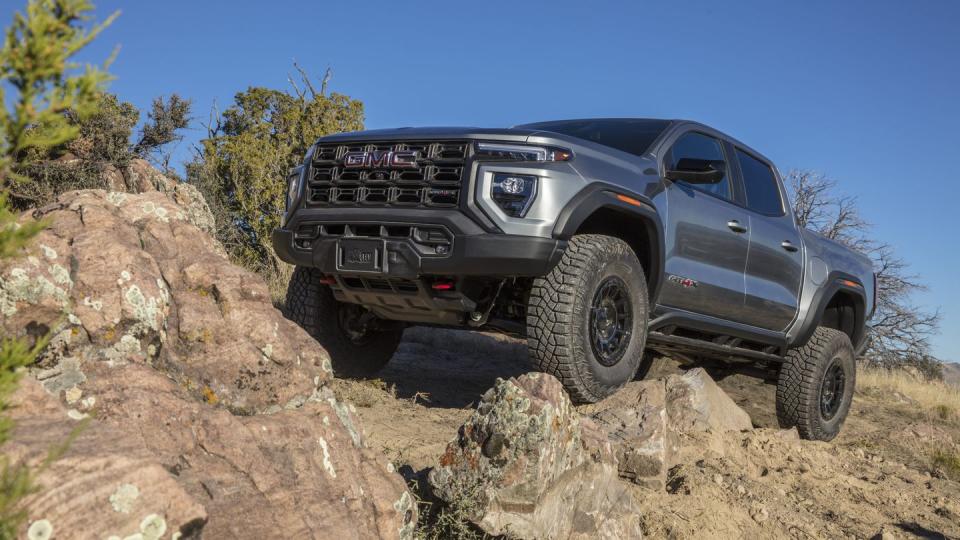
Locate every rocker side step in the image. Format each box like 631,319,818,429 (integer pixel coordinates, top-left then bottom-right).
646,331,785,364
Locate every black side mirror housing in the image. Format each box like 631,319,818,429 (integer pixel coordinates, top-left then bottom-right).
665,158,726,184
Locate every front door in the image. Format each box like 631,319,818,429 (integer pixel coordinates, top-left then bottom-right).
660,131,750,323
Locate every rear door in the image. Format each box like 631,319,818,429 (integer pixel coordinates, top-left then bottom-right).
734,147,803,331
660,130,751,322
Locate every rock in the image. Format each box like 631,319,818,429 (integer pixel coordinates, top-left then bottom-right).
1,183,416,539
750,504,769,523
498,462,642,540
429,373,620,538
3,189,327,414
5,379,207,538
100,163,126,192
98,158,217,237
775,427,800,440
79,361,415,539
665,368,753,433
583,380,673,489
582,369,753,491
125,158,174,193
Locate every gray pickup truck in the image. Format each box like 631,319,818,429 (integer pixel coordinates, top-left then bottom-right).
273,118,875,440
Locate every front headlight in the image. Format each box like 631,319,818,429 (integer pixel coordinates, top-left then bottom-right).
475,142,572,162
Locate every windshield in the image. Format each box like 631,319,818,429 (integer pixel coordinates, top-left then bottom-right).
517,118,671,157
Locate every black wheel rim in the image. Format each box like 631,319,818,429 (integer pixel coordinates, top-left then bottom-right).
337,303,376,344
589,276,633,367
820,359,846,420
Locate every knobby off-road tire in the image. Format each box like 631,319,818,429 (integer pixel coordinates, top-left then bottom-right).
284,266,403,378
527,234,649,403
776,326,856,441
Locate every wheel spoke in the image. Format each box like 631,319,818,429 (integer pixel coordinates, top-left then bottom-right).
589,276,634,367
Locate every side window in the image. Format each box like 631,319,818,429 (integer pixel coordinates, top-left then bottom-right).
736,149,784,216
666,132,732,200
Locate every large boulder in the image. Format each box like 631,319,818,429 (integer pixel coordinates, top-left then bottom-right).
6,379,207,540
2,189,325,414
1,186,416,539
665,368,754,434
582,380,673,490
78,361,416,539
429,368,756,538
428,373,632,539
584,368,754,490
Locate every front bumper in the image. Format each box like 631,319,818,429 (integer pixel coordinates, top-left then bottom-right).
272,208,566,279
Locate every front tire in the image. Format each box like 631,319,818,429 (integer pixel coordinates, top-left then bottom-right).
284,266,403,378
527,234,649,403
776,326,856,441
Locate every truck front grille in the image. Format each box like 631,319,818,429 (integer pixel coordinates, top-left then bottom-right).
307,140,469,209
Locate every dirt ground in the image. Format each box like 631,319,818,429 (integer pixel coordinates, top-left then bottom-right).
332,327,960,539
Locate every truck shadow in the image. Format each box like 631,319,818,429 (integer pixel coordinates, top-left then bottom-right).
378,326,531,409
378,325,779,428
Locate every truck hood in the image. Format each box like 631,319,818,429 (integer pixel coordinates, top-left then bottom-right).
317,126,539,143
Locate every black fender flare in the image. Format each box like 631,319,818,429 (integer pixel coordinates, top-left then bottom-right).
789,271,868,352
552,183,665,303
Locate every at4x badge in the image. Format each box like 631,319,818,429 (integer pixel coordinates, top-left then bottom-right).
668,274,699,289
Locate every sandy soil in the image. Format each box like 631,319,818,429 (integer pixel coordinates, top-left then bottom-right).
332,327,960,539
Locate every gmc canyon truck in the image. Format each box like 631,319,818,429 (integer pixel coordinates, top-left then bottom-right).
273,118,875,441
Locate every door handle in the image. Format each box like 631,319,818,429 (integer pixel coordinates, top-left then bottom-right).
781,240,799,252
727,220,748,233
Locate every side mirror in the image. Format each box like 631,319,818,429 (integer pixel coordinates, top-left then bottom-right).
665,158,726,184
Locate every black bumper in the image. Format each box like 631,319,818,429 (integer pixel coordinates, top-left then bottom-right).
272,210,566,279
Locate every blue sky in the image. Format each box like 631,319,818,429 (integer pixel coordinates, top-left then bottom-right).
5,0,959,360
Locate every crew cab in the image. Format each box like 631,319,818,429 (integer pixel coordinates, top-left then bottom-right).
273,118,875,440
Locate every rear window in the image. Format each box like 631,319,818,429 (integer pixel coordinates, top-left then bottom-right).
736,149,784,216
517,119,670,157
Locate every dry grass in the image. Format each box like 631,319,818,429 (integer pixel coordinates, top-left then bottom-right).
857,364,960,420
266,262,294,309
931,450,960,480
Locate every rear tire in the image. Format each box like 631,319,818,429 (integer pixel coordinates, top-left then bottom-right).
284,266,403,378
776,326,856,441
527,234,649,403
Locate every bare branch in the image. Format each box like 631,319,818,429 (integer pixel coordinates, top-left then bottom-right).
785,169,942,375
320,67,332,97
293,61,319,99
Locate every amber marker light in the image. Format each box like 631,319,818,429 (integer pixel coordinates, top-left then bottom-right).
616,194,643,207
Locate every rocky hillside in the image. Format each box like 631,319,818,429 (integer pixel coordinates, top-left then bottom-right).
1,173,414,539
2,168,959,539
338,328,960,539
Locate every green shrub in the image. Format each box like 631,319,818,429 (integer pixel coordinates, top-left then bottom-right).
189,70,364,275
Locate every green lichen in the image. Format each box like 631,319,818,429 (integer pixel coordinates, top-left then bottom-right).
26,519,53,540
123,284,166,332
83,295,103,311
139,513,166,540
106,192,128,206
39,244,57,260
394,490,417,540
0,266,72,316
109,483,140,514
49,264,70,285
